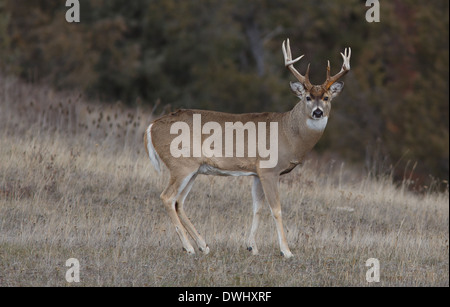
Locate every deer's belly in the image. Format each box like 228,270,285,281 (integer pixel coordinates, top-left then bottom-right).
198,164,256,177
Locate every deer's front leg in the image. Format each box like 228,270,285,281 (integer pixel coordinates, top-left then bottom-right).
259,174,293,258
247,176,265,255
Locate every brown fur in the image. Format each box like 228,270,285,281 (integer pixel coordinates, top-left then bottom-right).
143,41,349,257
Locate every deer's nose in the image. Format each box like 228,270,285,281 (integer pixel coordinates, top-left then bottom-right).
312,108,323,119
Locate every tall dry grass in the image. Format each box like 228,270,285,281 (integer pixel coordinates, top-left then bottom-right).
0,74,448,286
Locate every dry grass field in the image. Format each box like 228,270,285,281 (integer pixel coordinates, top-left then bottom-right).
0,74,448,286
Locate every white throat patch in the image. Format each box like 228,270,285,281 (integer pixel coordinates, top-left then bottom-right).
306,117,328,132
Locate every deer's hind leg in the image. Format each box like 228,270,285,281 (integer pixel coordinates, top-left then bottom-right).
160,171,197,255
175,173,210,254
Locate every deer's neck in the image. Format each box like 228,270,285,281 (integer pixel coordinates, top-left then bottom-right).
281,103,327,157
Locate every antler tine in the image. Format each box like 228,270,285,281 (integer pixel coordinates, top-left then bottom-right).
326,60,331,80
305,63,311,81
282,39,312,89
322,47,351,90
285,39,304,65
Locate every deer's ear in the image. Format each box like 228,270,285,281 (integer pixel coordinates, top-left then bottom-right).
329,81,344,98
290,82,306,99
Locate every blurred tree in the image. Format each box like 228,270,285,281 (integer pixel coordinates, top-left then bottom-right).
0,0,448,183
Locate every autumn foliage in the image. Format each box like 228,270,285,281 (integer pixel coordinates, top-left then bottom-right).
0,0,448,184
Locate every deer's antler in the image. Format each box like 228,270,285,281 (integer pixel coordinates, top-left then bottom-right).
322,48,351,90
282,39,313,90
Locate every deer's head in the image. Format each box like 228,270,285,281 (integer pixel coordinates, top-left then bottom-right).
282,39,351,121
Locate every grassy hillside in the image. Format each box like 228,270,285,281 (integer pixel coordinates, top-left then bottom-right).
0,75,448,286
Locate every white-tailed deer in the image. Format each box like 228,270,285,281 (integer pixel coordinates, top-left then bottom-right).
144,39,351,258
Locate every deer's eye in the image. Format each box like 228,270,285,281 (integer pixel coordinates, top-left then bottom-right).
306,96,312,101
324,96,329,101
